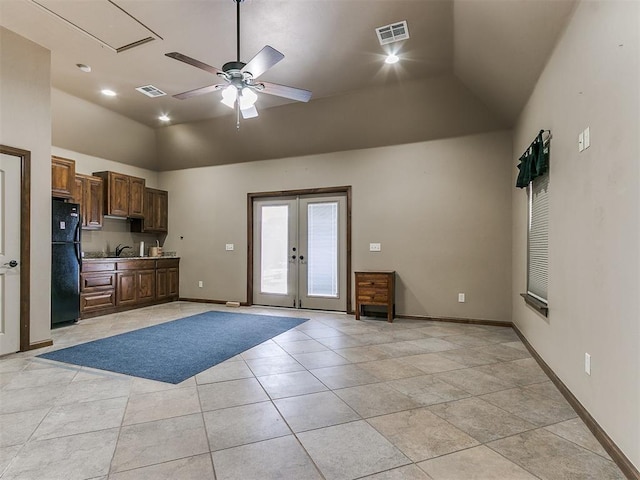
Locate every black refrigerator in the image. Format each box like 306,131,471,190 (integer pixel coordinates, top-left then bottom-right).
51,200,81,325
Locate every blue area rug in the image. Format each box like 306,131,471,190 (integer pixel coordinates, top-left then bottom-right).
38,311,308,384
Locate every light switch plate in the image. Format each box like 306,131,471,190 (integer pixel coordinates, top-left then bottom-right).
225,244,234,251
458,293,465,303
584,127,590,149
369,243,381,252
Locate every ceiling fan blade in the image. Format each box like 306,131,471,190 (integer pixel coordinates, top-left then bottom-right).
165,52,223,76
259,81,312,103
173,84,223,100
241,105,259,119
241,45,284,79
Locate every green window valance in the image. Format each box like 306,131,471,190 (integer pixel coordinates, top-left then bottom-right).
516,130,550,188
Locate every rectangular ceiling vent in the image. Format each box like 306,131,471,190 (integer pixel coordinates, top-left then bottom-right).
135,85,167,98
375,21,409,46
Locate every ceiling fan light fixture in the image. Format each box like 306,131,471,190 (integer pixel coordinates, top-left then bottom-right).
239,87,258,109
221,85,237,108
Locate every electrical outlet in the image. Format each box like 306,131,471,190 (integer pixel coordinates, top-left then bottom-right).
369,243,381,252
585,353,591,375
198,281,203,288
458,293,465,303
225,244,234,251
578,131,584,152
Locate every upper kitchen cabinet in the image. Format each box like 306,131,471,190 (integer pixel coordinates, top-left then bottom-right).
93,171,145,218
51,156,76,199
131,187,168,233
73,174,104,230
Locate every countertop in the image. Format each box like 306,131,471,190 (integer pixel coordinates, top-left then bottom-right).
83,256,179,261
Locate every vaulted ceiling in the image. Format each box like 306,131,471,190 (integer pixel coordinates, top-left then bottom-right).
0,0,576,170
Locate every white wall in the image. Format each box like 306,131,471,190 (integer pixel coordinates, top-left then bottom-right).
161,130,513,322
512,1,639,468
0,27,52,345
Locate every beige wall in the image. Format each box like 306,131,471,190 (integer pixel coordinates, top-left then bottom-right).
51,147,163,255
161,130,513,322
52,89,157,170
155,75,506,170
0,27,51,344
512,1,639,468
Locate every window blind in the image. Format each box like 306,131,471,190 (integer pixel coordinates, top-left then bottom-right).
528,172,549,302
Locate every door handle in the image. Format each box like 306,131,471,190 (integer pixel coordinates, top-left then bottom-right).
2,260,18,268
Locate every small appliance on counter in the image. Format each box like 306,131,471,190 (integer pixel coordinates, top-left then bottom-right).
149,240,163,257
51,199,81,325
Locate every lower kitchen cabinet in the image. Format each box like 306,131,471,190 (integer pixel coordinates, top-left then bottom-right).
81,257,179,318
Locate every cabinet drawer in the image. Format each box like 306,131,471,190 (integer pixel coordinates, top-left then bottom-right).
156,258,179,269
81,290,115,312
82,261,116,272
357,280,389,290
357,293,389,303
81,273,116,292
117,259,156,270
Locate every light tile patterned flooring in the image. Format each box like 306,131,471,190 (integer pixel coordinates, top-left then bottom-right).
0,302,626,480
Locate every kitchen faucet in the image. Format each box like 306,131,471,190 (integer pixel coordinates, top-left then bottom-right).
115,244,132,257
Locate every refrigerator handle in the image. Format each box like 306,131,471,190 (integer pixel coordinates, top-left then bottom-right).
74,215,81,243
74,218,82,271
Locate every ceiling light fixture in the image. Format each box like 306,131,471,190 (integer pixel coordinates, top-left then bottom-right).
101,89,117,97
385,53,400,64
76,63,91,73
158,114,170,122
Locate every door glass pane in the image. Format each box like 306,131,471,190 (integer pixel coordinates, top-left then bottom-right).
261,205,289,294
307,202,338,297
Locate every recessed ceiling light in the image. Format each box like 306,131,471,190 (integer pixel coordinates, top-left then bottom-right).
76,63,91,73
385,53,400,64
101,89,117,97
158,115,170,122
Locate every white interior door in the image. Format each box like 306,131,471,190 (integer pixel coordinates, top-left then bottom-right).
0,153,21,355
253,194,347,311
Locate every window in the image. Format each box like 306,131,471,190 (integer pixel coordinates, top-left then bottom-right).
527,171,549,305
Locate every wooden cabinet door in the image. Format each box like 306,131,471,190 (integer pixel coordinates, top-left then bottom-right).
156,268,168,300
154,190,168,232
143,189,155,230
168,267,179,298
116,272,137,306
109,172,130,217
137,269,156,302
72,176,85,226
52,156,76,199
75,174,103,229
85,176,104,229
129,177,145,218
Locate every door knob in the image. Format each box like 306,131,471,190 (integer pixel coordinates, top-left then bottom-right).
3,260,18,268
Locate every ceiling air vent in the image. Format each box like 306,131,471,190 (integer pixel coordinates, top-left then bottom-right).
375,21,409,46
135,85,167,98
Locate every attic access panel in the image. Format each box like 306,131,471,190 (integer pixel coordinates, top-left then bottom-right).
30,0,162,53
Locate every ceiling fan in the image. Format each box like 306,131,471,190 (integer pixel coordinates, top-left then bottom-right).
165,0,312,124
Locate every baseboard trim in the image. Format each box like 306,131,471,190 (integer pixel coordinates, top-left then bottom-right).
513,325,639,480
396,314,512,328
26,339,53,350
180,298,250,307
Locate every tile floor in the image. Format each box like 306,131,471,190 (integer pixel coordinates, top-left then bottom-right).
0,302,626,480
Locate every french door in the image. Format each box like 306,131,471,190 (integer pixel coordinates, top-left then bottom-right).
253,194,347,311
